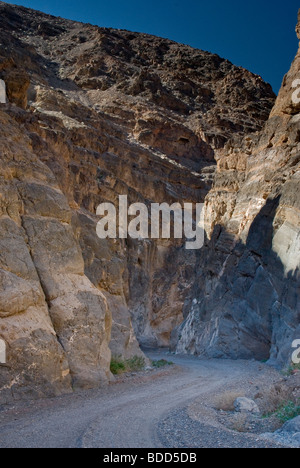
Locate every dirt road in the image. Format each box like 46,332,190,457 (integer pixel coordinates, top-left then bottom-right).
0,351,283,448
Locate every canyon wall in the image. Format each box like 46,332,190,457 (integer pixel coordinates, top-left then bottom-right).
174,11,300,365
0,1,298,402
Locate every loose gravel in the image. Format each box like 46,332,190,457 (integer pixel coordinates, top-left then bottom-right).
158,408,285,448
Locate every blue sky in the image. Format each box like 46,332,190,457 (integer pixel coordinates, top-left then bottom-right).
5,0,300,93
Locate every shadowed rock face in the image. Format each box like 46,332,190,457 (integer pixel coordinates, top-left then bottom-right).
0,1,297,402
173,12,300,365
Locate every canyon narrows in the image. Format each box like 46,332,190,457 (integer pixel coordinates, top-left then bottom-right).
0,2,299,403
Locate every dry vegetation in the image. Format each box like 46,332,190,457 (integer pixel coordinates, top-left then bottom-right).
213,376,300,436
110,356,146,375
255,382,295,416
214,392,244,412
230,413,249,433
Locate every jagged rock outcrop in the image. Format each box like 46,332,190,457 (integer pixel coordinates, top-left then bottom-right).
0,1,297,402
0,109,112,402
174,12,300,365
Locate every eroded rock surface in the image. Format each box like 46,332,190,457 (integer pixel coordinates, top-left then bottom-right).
0,1,297,402
174,12,300,365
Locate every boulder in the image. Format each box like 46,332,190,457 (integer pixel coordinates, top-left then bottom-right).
292,433,300,444
279,416,300,434
234,397,260,414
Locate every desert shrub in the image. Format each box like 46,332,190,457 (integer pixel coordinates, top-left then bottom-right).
274,400,300,424
285,362,300,376
110,357,126,375
214,392,244,412
110,356,145,375
152,359,173,368
257,383,294,416
125,356,145,372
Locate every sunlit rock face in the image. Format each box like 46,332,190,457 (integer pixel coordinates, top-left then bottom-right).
0,1,298,403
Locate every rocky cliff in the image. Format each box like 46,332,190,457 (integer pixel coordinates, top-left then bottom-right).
174,11,300,365
0,1,298,403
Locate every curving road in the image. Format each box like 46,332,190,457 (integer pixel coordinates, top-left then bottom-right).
0,350,282,448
